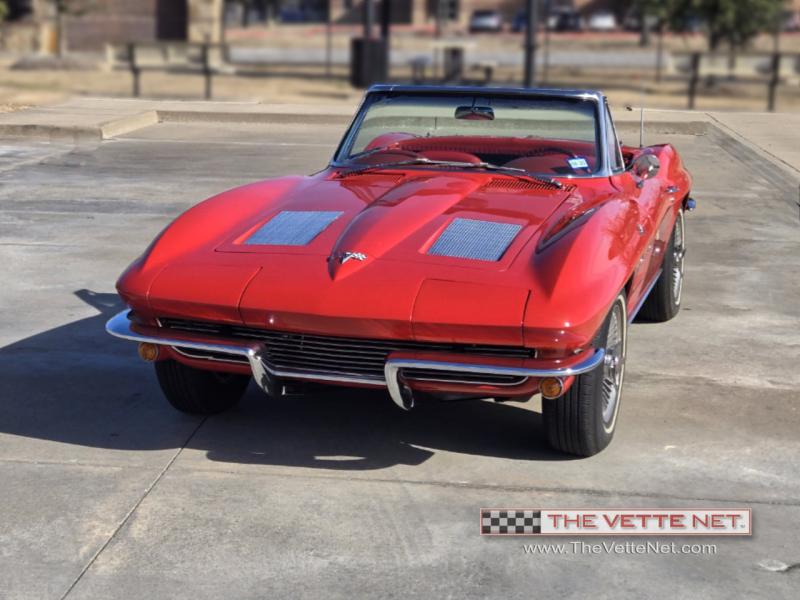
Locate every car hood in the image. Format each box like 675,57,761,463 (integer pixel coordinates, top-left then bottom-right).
143,170,574,343
216,171,571,275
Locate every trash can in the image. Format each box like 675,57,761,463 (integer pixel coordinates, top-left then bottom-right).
350,38,388,88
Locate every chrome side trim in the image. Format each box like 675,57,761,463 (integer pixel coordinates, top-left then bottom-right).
628,269,662,324
384,350,606,411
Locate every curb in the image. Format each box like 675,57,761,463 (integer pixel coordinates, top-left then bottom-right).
100,110,159,139
706,114,800,179
155,110,353,127
0,109,353,142
0,123,103,143
615,120,711,137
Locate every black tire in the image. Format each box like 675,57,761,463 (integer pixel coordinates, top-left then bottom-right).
638,210,685,322
543,293,627,457
155,360,250,415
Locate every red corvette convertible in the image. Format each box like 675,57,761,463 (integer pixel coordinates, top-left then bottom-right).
107,86,694,456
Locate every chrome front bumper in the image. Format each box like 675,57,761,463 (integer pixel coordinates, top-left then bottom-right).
106,309,605,410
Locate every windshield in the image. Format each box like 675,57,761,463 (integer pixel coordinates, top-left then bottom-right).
335,92,601,177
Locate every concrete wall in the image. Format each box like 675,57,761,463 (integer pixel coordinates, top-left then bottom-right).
188,0,224,43
22,0,191,52
65,1,162,51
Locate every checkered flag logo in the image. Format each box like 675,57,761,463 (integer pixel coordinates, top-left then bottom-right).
481,510,541,535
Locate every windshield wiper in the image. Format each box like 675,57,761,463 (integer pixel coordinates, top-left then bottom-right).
335,157,563,189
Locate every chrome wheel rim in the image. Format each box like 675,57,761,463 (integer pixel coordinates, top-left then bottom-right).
601,301,626,432
672,211,685,306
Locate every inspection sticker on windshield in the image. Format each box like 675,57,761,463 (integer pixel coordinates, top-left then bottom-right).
568,157,589,170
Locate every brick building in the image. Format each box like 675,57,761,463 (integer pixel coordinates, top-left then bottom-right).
54,0,189,50
1,0,222,52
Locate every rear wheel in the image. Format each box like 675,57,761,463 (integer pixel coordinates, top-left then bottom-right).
639,210,685,322
155,360,250,415
543,293,627,457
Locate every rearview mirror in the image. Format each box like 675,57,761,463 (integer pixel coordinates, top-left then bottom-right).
632,154,660,185
455,105,495,121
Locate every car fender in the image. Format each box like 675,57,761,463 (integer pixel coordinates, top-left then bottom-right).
116,176,304,308
524,196,643,350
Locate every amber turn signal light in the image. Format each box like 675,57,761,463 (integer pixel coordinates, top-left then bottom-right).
137,342,160,362
539,377,564,399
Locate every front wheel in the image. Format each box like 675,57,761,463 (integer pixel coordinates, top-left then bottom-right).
155,360,250,415
543,293,627,457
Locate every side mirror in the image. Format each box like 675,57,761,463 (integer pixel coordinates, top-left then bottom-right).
631,154,660,186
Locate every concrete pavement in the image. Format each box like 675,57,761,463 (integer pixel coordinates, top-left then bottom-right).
0,111,799,599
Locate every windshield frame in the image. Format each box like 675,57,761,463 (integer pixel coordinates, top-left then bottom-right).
330,86,613,180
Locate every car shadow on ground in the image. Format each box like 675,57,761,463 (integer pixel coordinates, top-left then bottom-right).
0,289,574,470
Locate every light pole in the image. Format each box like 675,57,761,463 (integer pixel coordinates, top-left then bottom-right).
381,0,391,80
436,0,447,38
363,0,375,39
326,0,333,78
543,0,551,83
524,0,539,87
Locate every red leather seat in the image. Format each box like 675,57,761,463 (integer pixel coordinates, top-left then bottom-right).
504,156,572,174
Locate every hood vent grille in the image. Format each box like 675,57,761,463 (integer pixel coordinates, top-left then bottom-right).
479,177,573,193
245,210,343,246
335,172,406,184
428,218,522,262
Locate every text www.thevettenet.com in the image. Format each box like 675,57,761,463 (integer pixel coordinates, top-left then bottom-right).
523,541,718,556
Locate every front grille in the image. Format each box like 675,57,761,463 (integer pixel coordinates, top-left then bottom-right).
159,317,534,382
